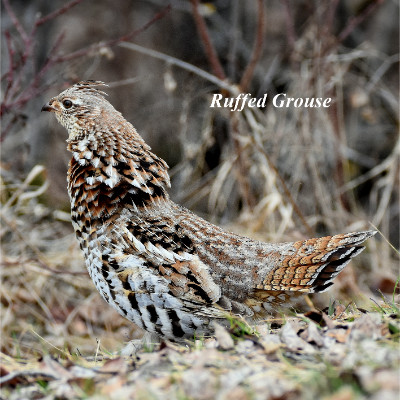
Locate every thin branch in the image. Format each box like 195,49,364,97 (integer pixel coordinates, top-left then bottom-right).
325,0,340,36
35,0,85,27
244,108,314,236
258,144,314,236
105,77,142,88
231,114,257,209
227,0,240,80
3,31,14,103
366,53,400,93
2,0,28,42
0,370,58,386
2,0,34,98
372,154,398,227
35,259,87,276
119,42,237,94
190,0,226,80
282,0,296,52
52,5,171,63
0,115,19,141
338,0,384,43
239,0,265,91
0,3,171,137
340,138,400,194
14,33,66,108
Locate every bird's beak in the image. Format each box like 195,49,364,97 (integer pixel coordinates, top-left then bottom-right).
41,102,55,112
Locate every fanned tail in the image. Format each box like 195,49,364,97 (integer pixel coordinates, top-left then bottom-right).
258,230,377,293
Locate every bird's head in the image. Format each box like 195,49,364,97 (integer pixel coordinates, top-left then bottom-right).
41,81,118,140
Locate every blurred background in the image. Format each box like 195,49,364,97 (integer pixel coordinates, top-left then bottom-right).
1,0,399,356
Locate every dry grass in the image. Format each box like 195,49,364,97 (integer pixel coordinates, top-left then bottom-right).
1,119,398,399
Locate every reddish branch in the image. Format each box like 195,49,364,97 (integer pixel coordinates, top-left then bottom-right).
282,0,296,53
36,0,84,27
4,31,14,94
1,1,171,141
1,0,86,120
2,0,29,42
338,0,384,43
190,0,226,81
53,5,171,63
239,0,265,91
15,33,67,110
325,0,340,37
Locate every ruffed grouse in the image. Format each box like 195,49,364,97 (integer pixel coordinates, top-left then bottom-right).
42,81,375,341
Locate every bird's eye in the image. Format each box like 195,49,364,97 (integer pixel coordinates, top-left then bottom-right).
63,99,73,108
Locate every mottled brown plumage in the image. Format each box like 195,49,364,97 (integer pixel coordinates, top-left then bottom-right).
42,81,376,341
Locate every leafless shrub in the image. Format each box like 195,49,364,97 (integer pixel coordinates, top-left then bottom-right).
1,0,170,141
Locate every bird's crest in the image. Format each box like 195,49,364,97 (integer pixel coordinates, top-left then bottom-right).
70,80,109,99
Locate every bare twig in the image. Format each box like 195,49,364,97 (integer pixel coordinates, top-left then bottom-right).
227,0,240,80
325,0,340,37
256,144,314,236
190,0,226,80
244,109,314,236
0,115,19,141
34,259,87,276
52,5,171,63
106,77,141,88
340,139,400,194
3,31,14,100
282,0,296,52
35,0,85,27
0,370,58,386
231,114,256,209
0,0,84,122
9,33,66,114
1,165,46,211
0,2,171,141
239,0,266,91
119,42,236,93
338,0,384,43
2,0,28,42
366,53,400,93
